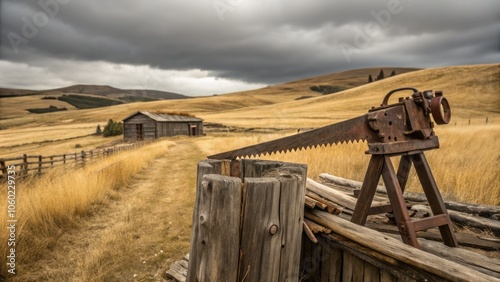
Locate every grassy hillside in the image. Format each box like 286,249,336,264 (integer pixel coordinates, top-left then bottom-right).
58,94,123,109
0,67,420,128
204,64,499,128
0,64,497,155
0,85,189,119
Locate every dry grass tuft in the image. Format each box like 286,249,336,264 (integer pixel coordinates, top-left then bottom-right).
154,110,196,117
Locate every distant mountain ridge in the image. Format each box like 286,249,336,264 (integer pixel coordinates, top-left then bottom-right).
0,84,189,100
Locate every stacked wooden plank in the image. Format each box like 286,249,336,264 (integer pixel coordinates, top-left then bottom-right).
316,173,500,239
165,254,189,282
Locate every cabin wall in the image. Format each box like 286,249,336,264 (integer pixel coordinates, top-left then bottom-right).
156,121,203,137
124,113,204,140
123,114,156,140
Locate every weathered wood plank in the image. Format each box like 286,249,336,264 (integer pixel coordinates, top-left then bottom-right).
342,252,355,282
379,269,397,282
320,173,386,192
305,218,332,234
448,210,500,236
239,177,281,282
304,221,318,243
306,209,498,282
307,195,327,210
187,161,217,281
305,196,317,209
307,192,343,215
365,222,500,251
195,174,241,282
364,261,380,282
307,178,358,210
327,246,343,282
418,238,500,278
165,269,186,282
241,159,307,281
321,233,440,282
264,163,307,282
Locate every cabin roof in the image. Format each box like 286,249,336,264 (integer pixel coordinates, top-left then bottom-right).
123,111,203,122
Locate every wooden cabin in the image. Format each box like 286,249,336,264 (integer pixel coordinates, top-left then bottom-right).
123,111,203,141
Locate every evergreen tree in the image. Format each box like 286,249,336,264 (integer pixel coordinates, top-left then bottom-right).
368,74,373,83
376,69,385,80
390,70,396,77
96,125,102,135
103,119,123,137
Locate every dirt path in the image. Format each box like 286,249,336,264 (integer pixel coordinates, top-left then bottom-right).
17,138,204,282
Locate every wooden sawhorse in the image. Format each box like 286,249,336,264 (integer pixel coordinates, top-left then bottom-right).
351,151,458,248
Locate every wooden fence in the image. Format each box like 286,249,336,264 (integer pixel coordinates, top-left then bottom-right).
0,141,152,179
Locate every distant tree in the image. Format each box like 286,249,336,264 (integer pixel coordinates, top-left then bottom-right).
309,85,346,95
103,119,123,137
376,69,385,80
368,74,373,83
390,70,396,77
96,125,102,135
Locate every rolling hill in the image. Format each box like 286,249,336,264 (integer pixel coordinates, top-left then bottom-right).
0,84,189,119
0,64,497,130
0,84,188,99
0,63,498,160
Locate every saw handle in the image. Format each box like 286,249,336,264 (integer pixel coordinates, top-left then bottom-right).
381,87,419,106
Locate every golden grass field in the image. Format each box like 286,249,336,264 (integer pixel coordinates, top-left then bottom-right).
0,64,498,280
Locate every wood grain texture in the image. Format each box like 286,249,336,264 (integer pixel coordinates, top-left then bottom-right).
194,174,242,282
239,177,281,282
306,209,497,282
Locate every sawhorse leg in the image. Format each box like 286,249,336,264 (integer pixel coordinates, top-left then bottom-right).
352,153,458,248
411,153,458,247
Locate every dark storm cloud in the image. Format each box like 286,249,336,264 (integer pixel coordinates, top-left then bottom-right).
1,0,499,90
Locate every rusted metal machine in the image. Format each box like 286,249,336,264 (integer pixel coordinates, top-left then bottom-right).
208,87,458,248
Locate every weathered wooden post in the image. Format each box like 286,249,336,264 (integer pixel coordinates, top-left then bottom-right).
0,159,7,178
38,155,42,174
23,154,28,175
63,154,66,164
187,159,307,282
81,151,86,166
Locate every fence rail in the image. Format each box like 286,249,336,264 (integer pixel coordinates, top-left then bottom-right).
0,141,153,179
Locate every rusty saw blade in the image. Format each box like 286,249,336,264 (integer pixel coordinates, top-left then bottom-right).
208,114,378,160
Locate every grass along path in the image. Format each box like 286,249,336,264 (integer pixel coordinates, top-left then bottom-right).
14,138,204,282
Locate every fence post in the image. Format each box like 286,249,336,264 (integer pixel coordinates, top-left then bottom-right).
50,156,54,167
188,159,307,282
63,154,66,164
38,155,42,174
486,117,488,124
74,152,78,166
22,154,28,175
81,151,86,166
0,159,7,178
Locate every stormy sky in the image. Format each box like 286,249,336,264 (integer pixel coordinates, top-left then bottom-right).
1,0,499,96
